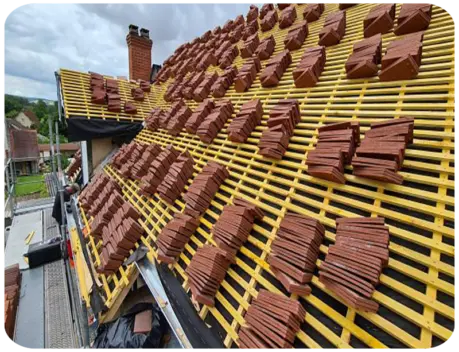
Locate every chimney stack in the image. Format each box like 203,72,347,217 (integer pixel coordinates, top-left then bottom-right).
126,24,153,82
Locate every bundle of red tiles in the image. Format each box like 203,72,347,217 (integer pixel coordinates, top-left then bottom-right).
183,161,229,216
185,99,215,134
165,103,192,136
197,100,234,143
303,3,324,22
157,151,195,204
319,10,346,47
363,3,396,38
242,18,258,40
110,141,142,172
145,108,164,132
130,144,162,180
394,4,432,35
5,264,21,340
319,217,390,313
246,4,259,23
229,25,244,44
194,72,219,102
241,33,260,58
339,3,357,10
379,31,424,82
235,56,261,92
106,79,119,94
261,8,278,32
211,65,238,98
124,101,137,114
352,116,414,184
186,245,235,306
255,35,276,60
214,40,232,62
219,45,239,69
196,52,218,71
260,50,292,87
279,4,297,29
211,197,263,256
277,3,291,10
131,87,144,101
293,46,326,88
269,212,324,296
139,145,180,196
284,21,308,51
90,72,106,104
345,34,382,79
157,212,200,264
182,71,205,99
307,121,360,184
259,99,300,159
139,79,151,92
107,93,122,112
238,289,306,348
84,178,121,218
260,4,275,19
227,99,263,143
117,142,148,179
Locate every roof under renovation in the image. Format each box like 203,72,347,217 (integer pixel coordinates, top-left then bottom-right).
59,3,454,349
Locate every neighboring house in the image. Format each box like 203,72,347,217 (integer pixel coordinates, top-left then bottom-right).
8,129,40,175
38,143,80,161
13,109,40,129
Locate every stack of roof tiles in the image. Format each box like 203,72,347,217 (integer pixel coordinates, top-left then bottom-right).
197,100,234,143
183,71,205,99
303,3,325,22
363,3,396,37
259,99,300,159
183,161,229,216
186,245,235,306
319,217,390,313
211,197,264,256
269,213,324,296
394,4,432,35
227,99,263,143
379,32,424,81
339,3,357,10
194,72,219,102
131,87,144,101
261,7,278,32
235,57,262,93
260,4,275,19
255,35,276,60
345,34,382,79
107,92,122,112
211,65,238,98
246,4,259,23
130,144,163,180
277,3,291,10
139,79,151,92
307,121,360,184
5,264,21,340
166,102,192,136
260,50,292,87
284,21,309,51
66,149,81,178
106,78,119,94
185,99,215,134
139,145,180,196
352,117,414,184
145,108,164,132
110,141,145,178
219,45,239,69
157,212,200,264
242,15,258,40
241,33,260,58
97,197,144,275
124,101,137,114
293,46,326,88
319,10,346,47
279,4,297,29
196,51,218,71
79,174,120,217
237,289,306,348
157,151,195,204
90,72,106,104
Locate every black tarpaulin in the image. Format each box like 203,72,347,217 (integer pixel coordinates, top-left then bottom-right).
67,116,143,142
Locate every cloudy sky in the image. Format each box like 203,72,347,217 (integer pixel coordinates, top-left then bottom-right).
5,3,250,100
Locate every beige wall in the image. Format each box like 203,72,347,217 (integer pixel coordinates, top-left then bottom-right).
14,112,34,128
91,137,114,169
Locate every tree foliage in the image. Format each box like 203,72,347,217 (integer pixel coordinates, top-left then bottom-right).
4,94,68,140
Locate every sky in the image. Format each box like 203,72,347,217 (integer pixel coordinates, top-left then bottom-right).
4,3,250,100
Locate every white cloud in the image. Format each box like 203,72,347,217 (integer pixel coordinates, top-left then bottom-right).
5,3,250,100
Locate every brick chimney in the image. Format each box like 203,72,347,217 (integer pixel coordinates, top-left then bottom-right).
126,24,153,81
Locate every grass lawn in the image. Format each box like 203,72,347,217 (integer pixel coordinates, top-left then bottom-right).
15,175,49,198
